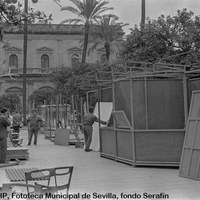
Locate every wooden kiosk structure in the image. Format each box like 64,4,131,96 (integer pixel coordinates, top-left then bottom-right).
100,62,200,167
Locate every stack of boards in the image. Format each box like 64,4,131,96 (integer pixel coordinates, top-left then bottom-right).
6,147,29,161
6,137,29,161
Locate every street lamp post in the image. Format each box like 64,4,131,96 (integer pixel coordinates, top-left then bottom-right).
23,0,28,125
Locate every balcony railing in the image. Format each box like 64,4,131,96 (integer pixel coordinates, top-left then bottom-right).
0,68,56,76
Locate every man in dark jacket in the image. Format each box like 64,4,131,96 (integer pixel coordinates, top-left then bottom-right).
83,106,107,152
0,107,11,163
27,110,42,146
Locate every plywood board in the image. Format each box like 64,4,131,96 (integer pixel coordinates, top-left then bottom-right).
112,111,132,129
54,129,69,146
179,90,200,180
114,80,132,123
90,102,113,151
147,80,184,129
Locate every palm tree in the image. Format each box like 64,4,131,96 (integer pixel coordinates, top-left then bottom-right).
88,14,128,62
61,0,113,64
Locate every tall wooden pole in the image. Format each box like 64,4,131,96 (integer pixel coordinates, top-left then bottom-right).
23,0,28,125
141,0,145,29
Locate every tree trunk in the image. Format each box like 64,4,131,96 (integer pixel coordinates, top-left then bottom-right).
81,22,90,64
105,43,110,62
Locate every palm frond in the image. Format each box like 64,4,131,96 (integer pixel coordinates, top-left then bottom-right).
88,40,102,55
71,0,85,12
61,6,81,16
92,7,113,19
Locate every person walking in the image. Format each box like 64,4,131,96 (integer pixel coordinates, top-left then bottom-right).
83,106,108,152
27,110,42,146
12,110,22,133
0,107,11,163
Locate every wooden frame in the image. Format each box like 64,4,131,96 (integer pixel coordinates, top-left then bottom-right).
112,111,132,129
179,90,200,180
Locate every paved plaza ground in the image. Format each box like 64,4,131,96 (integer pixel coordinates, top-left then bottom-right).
0,128,200,200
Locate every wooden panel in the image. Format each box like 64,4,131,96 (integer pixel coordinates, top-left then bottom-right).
194,121,200,148
185,121,196,147
112,111,132,129
114,80,131,123
101,88,112,102
190,93,200,117
188,78,200,105
116,130,133,161
132,80,146,129
54,129,69,146
189,150,200,178
100,127,115,158
135,130,185,163
179,149,191,176
179,90,200,180
147,80,184,129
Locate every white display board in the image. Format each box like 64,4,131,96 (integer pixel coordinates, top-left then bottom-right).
90,102,113,151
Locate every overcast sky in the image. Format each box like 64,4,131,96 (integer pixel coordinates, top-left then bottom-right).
30,0,200,34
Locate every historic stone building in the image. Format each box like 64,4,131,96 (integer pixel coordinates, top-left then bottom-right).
0,24,111,112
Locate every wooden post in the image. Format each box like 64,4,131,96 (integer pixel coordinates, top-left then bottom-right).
56,94,59,128
183,74,188,125
144,76,149,129
112,80,117,161
86,92,89,113
129,76,135,166
49,100,53,138
80,96,83,127
65,96,68,128
71,94,76,129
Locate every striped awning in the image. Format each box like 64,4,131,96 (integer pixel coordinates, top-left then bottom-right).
5,168,45,182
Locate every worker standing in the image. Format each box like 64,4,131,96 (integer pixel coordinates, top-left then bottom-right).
83,106,108,152
27,110,42,146
0,107,11,163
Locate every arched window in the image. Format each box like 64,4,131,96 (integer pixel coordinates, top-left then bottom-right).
9,54,18,68
41,54,49,68
6,87,22,96
71,54,80,68
100,54,107,64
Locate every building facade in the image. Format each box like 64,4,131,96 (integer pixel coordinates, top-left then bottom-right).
0,24,111,112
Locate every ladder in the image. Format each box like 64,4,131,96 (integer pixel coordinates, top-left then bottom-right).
71,123,84,148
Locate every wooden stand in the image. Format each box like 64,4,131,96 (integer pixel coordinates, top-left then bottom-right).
100,78,186,167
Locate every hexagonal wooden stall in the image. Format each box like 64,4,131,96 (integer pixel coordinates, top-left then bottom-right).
100,77,187,167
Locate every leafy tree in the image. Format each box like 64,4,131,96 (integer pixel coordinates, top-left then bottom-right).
51,64,94,98
0,0,52,41
29,88,56,107
121,9,200,64
0,93,21,112
88,14,128,61
60,0,113,64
